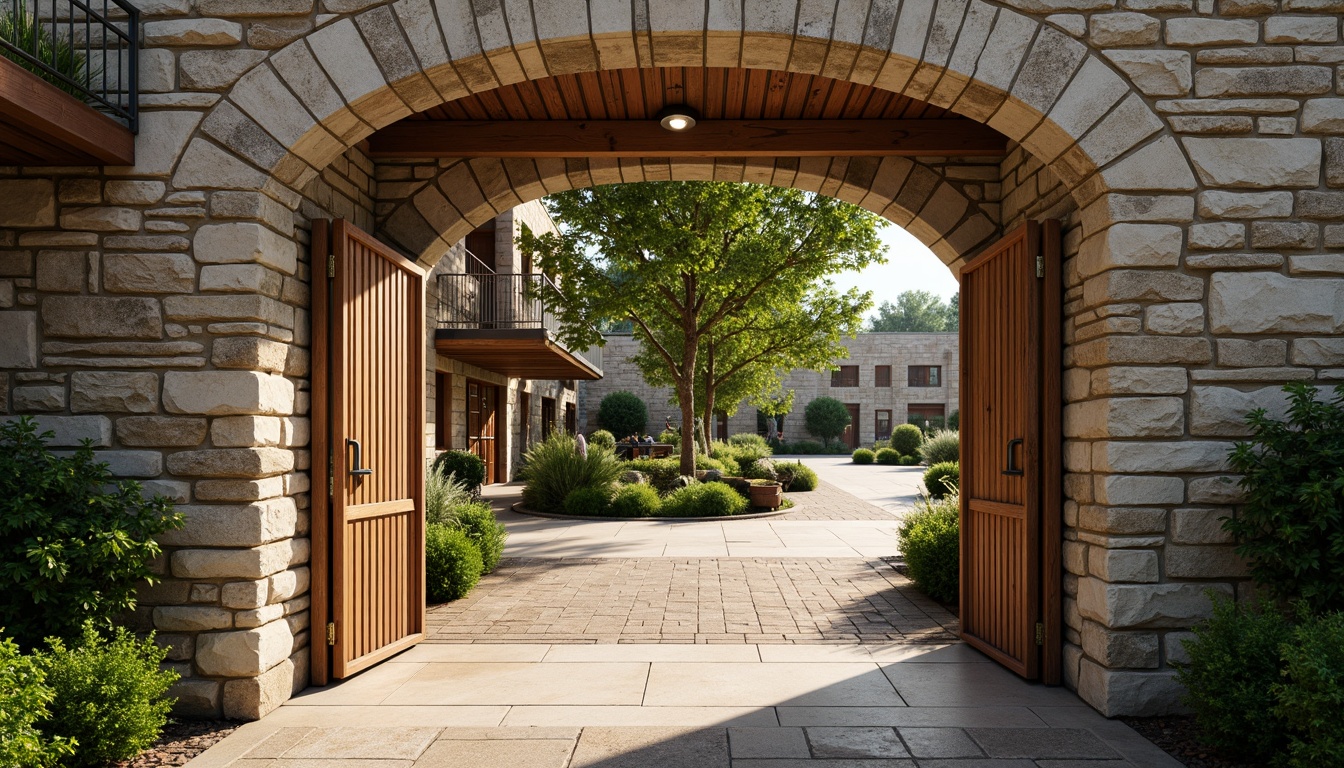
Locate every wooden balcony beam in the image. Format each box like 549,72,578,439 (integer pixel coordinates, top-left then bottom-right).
0,56,134,166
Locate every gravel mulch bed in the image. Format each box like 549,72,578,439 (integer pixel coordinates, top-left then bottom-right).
113,720,241,767
1120,716,1262,768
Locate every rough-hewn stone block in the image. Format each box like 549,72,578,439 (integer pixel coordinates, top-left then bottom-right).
1183,138,1322,188
116,415,207,447
162,371,294,416
1190,385,1295,436
165,447,295,478
103,253,196,294
195,619,294,677
159,498,298,547
42,297,163,339
1209,272,1342,333
70,371,159,413
1077,578,1232,629
0,311,37,368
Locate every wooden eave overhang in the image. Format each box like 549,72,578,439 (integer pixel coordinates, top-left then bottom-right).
434,328,603,381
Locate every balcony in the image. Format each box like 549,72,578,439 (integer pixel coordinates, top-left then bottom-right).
0,0,137,165
435,272,603,381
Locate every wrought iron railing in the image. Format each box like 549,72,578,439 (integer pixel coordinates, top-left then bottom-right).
0,0,138,131
436,272,601,372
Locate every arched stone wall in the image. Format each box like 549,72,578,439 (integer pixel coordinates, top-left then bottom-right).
3,0,1341,722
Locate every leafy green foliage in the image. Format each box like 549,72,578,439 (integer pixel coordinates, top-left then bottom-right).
947,410,960,430
433,450,487,492
658,428,680,446
923,461,960,499
425,466,475,527
425,524,483,603
588,429,616,452
900,454,921,466
728,433,770,451
609,484,663,518
776,461,817,492
898,494,960,604
0,7,100,99
804,397,851,444
598,391,648,438
773,439,826,455
40,624,177,768
661,482,748,518
888,424,925,456
446,503,507,573
1226,383,1344,613
521,432,624,513
875,448,902,465
867,290,959,332
623,458,683,493
1275,611,1344,767
563,486,613,516
1177,598,1294,762
852,448,875,465
919,430,960,466
742,457,778,482
0,418,183,650
0,636,73,768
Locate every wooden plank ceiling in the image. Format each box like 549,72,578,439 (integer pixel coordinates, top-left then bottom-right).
367,67,1007,159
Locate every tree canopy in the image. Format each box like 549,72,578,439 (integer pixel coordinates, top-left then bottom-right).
867,290,959,332
517,181,886,473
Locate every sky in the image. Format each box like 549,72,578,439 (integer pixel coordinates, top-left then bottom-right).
827,221,959,321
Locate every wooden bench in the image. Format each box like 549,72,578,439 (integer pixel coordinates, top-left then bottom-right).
616,443,675,460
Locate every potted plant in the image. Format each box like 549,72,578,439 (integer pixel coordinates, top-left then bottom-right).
748,480,783,509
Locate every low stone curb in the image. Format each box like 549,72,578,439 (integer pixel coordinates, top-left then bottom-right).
510,501,798,522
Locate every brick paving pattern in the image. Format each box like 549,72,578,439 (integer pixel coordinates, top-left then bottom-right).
776,480,901,521
426,557,958,644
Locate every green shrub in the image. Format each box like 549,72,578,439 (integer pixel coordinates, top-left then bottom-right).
743,457,778,482
1276,611,1344,767
697,456,729,474
0,418,183,650
425,466,476,526
598,391,648,437
776,461,817,492
727,433,771,452
40,623,177,768
658,428,680,446
563,486,614,516
624,457,683,492
521,432,624,513
897,494,960,604
609,484,662,517
923,461,959,499
919,429,960,466
1177,598,1294,762
875,447,901,465
888,424,924,456
445,502,507,573
425,524,483,602
947,410,960,430
784,440,824,455
0,636,73,768
1227,382,1344,613
852,448,875,464
900,454,921,466
433,450,487,492
661,482,748,518
588,429,616,451
804,397,851,444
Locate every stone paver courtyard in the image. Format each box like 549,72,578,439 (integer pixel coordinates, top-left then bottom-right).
188,461,1179,767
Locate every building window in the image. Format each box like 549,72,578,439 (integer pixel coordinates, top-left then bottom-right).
908,365,942,387
907,403,947,431
875,365,892,388
434,371,450,450
565,402,576,435
875,409,892,441
716,412,728,441
519,391,531,448
541,397,556,440
831,365,859,387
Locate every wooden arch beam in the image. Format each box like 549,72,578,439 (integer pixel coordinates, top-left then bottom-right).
366,119,1009,159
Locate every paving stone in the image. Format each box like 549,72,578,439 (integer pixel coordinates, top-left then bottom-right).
897,727,986,758
729,727,810,758
415,738,575,767
968,728,1120,759
281,726,439,760
570,727,730,768
806,727,909,758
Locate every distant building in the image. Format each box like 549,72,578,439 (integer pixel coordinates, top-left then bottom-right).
578,332,958,449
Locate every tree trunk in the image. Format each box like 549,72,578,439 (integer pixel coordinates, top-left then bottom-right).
676,380,697,475
702,344,716,450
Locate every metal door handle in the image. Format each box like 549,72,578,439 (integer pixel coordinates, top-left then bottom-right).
347,438,374,477
1002,438,1024,476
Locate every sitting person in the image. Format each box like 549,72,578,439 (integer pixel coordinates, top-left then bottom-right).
642,434,654,444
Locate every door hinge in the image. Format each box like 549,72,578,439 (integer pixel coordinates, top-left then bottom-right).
1035,622,1045,646
327,254,336,278
1035,254,1044,279
326,622,336,646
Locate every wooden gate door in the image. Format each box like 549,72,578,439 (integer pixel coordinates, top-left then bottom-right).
312,219,426,683
844,404,861,450
959,220,1062,683
467,380,497,484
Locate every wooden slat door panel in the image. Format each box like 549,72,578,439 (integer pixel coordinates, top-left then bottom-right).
959,221,1061,682
313,219,426,682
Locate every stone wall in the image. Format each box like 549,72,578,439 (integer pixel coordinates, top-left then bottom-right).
578,333,960,447
1,0,1341,720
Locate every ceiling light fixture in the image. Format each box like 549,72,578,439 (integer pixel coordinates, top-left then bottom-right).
656,105,699,132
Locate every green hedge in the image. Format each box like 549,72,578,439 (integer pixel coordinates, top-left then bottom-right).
598,391,648,437
563,486,613,516
922,461,959,499
875,447,901,465
521,432,623,513
776,461,817,491
919,429,960,465
432,450,487,491
897,495,959,605
852,448,874,464
888,424,924,456
609,484,663,517
660,482,748,518
425,524,483,603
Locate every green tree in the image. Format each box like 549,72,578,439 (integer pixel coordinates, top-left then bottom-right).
805,397,852,444
518,182,886,474
867,290,959,332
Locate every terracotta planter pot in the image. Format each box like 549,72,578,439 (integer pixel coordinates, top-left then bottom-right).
748,483,783,509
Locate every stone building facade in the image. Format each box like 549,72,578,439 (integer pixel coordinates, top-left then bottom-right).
578,332,960,447
0,0,1341,721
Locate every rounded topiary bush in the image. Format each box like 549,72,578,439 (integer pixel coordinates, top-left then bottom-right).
897,495,960,605
875,447,901,465
900,454,921,466
563,486,613,516
425,524,483,603
919,430,960,465
588,429,616,451
778,461,817,491
804,397,851,445
448,502,507,573
433,450,487,492
852,448,875,464
598,391,648,437
609,484,662,517
661,482,748,518
888,424,925,456
923,461,959,499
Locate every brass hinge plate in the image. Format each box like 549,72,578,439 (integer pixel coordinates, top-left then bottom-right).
328,254,336,278
326,622,336,646
1035,622,1045,646
1035,254,1044,279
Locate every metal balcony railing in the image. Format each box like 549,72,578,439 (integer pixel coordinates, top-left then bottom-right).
436,272,601,372
0,0,138,130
